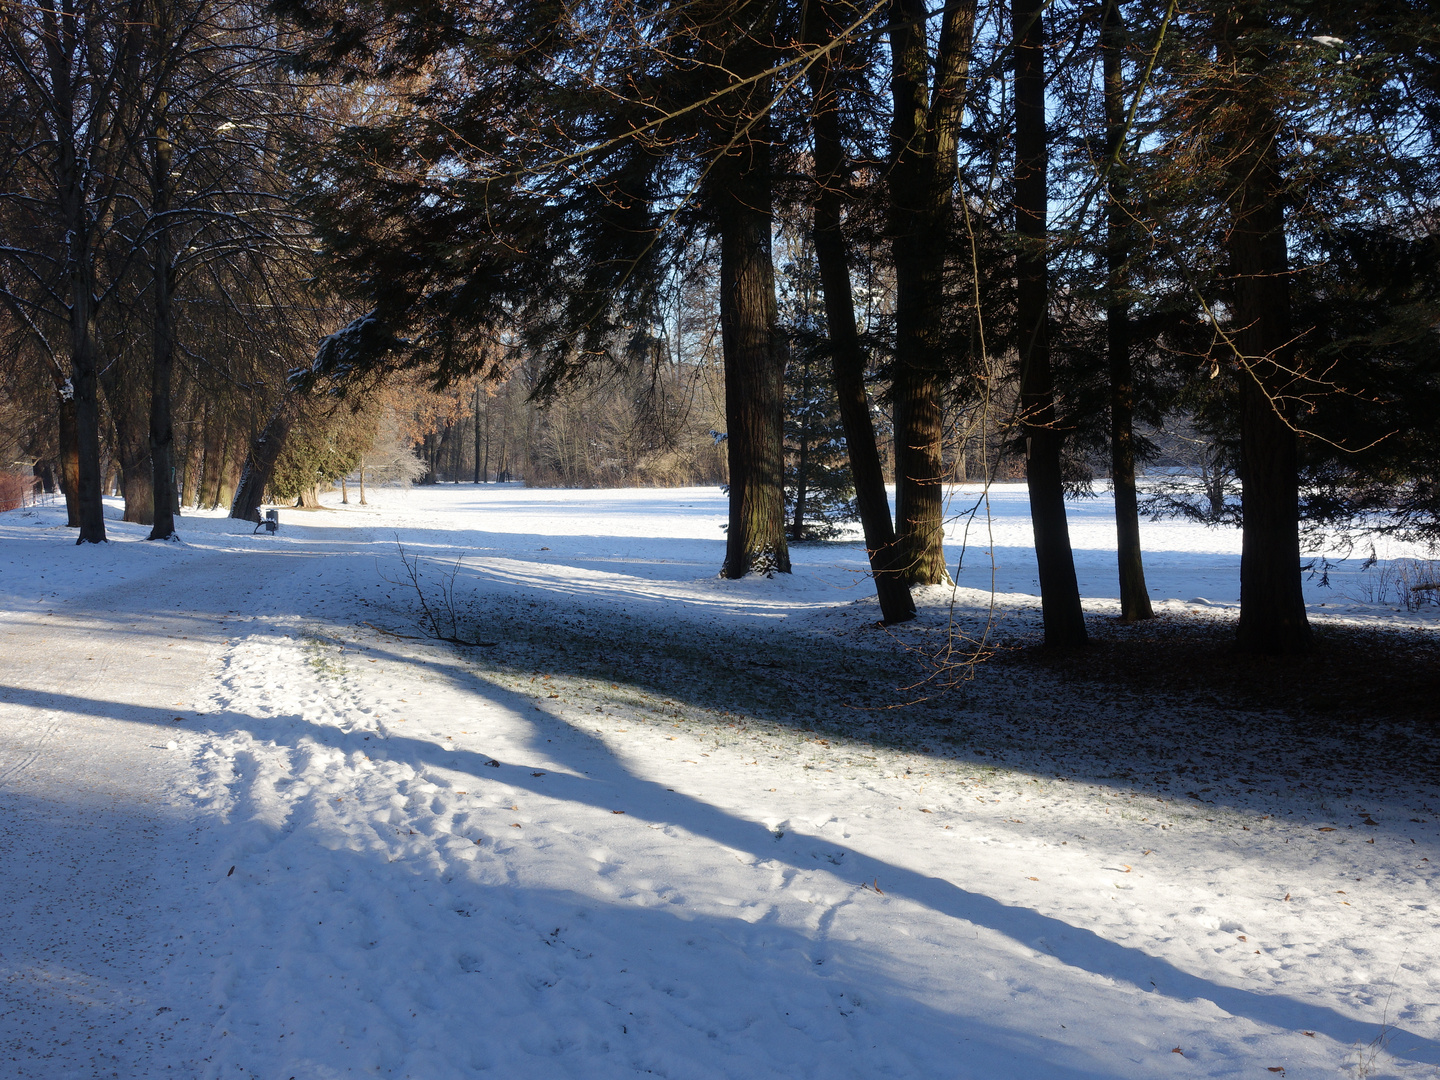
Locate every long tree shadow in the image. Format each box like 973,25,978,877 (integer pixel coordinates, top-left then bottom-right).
414,583,1440,813
8,675,1438,1069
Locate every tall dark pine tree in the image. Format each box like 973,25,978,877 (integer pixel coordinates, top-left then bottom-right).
886,0,979,586
1215,4,1311,655
1014,0,1087,647
1102,0,1153,621
709,3,790,578
804,0,914,621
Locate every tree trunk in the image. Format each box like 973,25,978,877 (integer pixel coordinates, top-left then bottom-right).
182,413,204,507
204,415,229,508
63,180,106,542
118,447,155,525
1014,0,1087,647
148,86,178,540
806,0,914,622
217,452,242,510
474,382,482,483
58,393,81,526
791,425,809,541
1217,7,1311,656
886,0,979,587
1103,0,1153,622
712,16,789,579
230,400,294,522
101,359,154,526
359,466,367,505
482,398,491,482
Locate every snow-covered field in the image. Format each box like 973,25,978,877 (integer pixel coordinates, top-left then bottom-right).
1,483,1436,1080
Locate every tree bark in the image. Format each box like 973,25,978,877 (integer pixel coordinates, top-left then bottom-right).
100,358,155,525
473,381,482,483
230,399,294,522
1216,6,1312,655
1014,0,1087,647
806,0,914,621
886,0,978,586
58,120,107,542
711,11,789,579
58,393,81,526
148,82,178,540
1102,0,1153,622
69,284,108,542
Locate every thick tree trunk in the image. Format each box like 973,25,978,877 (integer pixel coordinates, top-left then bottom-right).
61,159,106,542
1103,0,1153,623
69,294,107,542
118,448,155,525
58,393,81,526
230,400,294,522
1218,10,1311,655
49,24,110,543
148,88,178,540
885,0,978,587
712,19,789,579
806,0,914,622
1014,0,1086,647
101,360,154,526
717,175,790,577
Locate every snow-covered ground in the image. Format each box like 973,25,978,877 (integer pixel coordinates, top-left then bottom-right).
1,483,1436,1080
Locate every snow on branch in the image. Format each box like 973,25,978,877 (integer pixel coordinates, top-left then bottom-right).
291,311,405,391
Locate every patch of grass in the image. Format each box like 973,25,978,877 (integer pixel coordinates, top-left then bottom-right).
303,631,348,679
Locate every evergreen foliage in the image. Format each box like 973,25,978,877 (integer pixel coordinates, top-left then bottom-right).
778,253,854,541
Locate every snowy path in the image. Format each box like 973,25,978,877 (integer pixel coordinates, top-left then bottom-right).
0,540,318,1077
1,487,1437,1079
